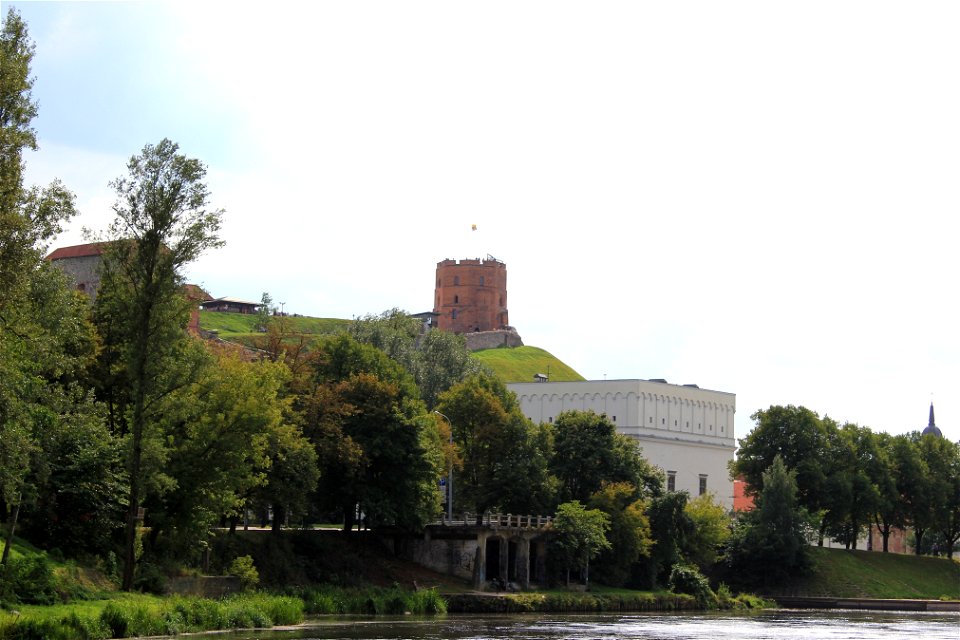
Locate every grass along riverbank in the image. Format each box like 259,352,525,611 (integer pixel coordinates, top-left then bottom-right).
0,592,303,639
762,547,960,600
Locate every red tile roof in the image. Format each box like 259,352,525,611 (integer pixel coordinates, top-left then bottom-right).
45,242,109,261
733,478,756,512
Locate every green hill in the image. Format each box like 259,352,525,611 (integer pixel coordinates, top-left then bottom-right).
472,346,585,383
775,547,959,599
200,312,585,384
199,311,350,342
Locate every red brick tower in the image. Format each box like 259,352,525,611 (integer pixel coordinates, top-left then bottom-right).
434,257,508,333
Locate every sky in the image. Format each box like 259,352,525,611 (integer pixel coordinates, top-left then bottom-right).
11,1,958,443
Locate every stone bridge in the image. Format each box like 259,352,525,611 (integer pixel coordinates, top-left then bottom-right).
401,512,553,590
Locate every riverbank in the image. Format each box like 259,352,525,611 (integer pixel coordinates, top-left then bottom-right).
769,595,960,612
442,589,769,613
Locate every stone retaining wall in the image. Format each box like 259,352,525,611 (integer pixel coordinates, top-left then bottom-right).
465,330,524,351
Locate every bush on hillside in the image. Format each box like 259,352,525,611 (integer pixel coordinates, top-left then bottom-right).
0,553,59,605
668,564,717,608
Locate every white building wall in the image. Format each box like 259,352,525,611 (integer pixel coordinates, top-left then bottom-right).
508,379,737,509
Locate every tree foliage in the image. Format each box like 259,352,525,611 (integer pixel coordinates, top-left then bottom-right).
94,137,224,590
435,373,554,517
305,335,442,531
683,492,731,570
551,500,611,587
731,405,830,515
724,456,811,588
587,482,653,587
349,309,486,409
145,348,292,550
551,410,662,504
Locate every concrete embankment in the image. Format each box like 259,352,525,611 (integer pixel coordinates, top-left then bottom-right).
771,596,960,612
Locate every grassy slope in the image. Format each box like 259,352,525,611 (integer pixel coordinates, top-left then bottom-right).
199,311,350,341
472,346,585,383
200,312,586,384
779,547,960,599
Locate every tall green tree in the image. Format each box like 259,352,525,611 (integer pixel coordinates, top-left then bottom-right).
821,423,880,549
305,335,442,531
435,373,554,518
920,434,960,558
587,482,653,587
94,138,223,590
640,490,693,588
349,308,486,408
0,8,75,305
892,433,934,556
550,410,661,504
731,405,832,540
0,9,90,567
683,492,731,570
724,455,811,588
144,348,293,552
871,432,907,552
551,500,611,588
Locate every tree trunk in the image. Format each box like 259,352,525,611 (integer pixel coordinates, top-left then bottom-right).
914,528,925,555
1,494,21,569
122,289,156,592
122,396,145,591
343,505,356,534
272,504,285,535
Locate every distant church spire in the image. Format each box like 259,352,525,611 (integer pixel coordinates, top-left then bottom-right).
922,402,943,438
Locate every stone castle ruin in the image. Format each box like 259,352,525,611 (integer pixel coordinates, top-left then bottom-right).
433,256,522,351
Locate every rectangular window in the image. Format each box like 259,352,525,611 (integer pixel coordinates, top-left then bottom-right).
699,475,708,495
667,472,676,492
479,276,485,286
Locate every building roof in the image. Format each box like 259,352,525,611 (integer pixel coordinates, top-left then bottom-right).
921,403,943,438
45,242,109,261
201,297,261,307
183,284,212,302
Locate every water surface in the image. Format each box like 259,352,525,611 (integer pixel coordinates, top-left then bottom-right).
221,610,960,640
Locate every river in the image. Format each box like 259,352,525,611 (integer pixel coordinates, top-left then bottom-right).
221,610,959,640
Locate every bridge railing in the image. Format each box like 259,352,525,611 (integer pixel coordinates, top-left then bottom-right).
435,512,552,529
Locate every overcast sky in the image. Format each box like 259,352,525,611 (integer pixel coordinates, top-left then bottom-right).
14,1,958,442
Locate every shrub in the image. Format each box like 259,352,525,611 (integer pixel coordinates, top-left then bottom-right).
133,562,166,594
668,563,717,608
1,554,59,605
227,555,259,591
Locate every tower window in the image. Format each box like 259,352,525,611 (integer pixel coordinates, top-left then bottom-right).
699,475,708,495
454,295,459,304
479,276,485,286
452,310,457,319
667,472,676,492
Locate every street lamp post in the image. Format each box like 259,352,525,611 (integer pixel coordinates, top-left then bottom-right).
433,411,454,522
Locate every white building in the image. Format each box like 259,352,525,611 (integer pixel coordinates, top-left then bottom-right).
507,379,737,509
